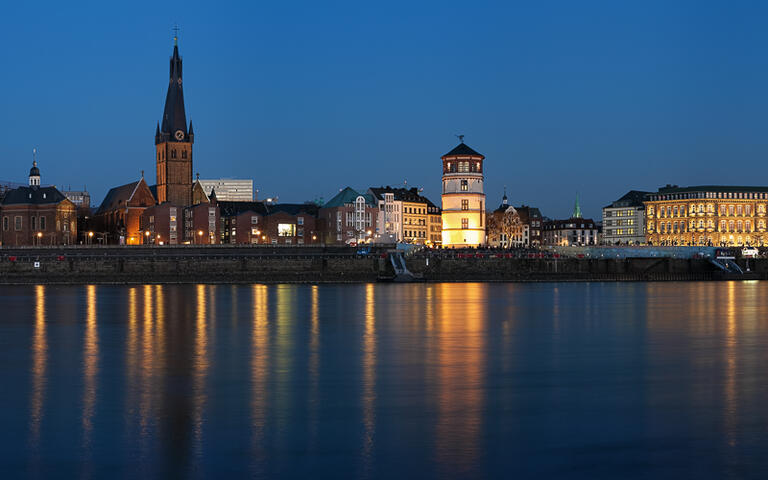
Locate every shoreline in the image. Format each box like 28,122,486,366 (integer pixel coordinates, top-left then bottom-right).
1,246,763,285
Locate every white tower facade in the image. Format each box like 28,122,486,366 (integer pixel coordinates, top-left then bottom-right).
441,142,486,247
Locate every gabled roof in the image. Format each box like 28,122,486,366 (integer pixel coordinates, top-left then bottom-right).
96,178,155,215
323,187,376,208
442,143,484,158
1,186,67,206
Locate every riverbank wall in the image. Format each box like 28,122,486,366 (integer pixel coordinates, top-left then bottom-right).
0,246,765,284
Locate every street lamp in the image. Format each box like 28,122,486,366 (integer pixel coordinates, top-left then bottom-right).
37,231,42,246
197,230,204,244
88,231,94,245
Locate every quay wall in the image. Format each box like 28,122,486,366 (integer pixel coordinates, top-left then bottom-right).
0,247,765,284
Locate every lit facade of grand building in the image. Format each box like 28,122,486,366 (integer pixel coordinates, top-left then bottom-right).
440,142,486,247
644,185,768,246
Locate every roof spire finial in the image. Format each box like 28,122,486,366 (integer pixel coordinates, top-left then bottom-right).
172,24,180,45
455,134,465,143
32,147,37,167
141,170,145,179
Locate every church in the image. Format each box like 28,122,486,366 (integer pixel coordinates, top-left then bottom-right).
95,36,200,244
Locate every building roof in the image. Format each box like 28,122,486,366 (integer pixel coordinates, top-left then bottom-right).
604,190,650,209
268,203,319,216
442,143,484,158
368,186,436,205
655,185,768,194
218,201,269,217
323,187,376,208
1,185,67,206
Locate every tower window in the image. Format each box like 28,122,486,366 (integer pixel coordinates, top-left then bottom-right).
171,150,177,159
182,150,187,159
458,162,470,173
461,218,469,229
461,200,469,210
461,180,468,191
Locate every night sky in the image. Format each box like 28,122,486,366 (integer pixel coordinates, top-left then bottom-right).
2,1,767,219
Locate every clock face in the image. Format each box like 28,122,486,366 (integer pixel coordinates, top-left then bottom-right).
175,130,185,141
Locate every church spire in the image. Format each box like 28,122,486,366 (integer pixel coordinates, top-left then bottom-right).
157,36,189,145
572,192,582,219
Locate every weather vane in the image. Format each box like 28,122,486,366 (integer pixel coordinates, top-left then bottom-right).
456,134,465,143
172,24,180,44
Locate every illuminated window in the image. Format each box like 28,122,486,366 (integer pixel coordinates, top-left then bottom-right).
461,180,468,191
461,200,469,210
278,224,296,236
458,162,470,173
461,218,469,229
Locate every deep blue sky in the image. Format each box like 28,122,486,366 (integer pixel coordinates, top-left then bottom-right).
2,1,768,219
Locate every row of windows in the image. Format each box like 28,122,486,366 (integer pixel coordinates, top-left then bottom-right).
405,230,426,238
649,203,767,217
651,191,768,201
3,215,48,231
157,149,189,161
652,219,766,234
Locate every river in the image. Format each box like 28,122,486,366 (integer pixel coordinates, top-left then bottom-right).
1,282,766,478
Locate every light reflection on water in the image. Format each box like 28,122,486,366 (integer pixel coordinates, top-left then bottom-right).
5,282,768,478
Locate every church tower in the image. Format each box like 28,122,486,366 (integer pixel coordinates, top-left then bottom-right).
440,141,486,247
155,35,193,206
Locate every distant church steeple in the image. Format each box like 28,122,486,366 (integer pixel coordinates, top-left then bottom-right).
572,193,582,219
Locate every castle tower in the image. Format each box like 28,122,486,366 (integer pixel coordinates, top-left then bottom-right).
155,36,193,206
440,141,486,247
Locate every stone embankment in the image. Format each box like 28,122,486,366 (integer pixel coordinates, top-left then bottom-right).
0,246,763,284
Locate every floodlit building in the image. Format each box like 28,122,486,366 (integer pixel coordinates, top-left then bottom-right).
199,179,254,201
644,185,768,246
440,142,486,247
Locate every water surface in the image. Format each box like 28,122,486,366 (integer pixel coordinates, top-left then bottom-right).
1,282,766,478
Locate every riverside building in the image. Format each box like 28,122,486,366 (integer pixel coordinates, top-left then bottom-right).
602,190,649,245
644,185,768,246
440,141,486,247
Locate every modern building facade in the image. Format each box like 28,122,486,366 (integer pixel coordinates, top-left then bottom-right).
644,185,768,246
440,142,486,247
199,179,254,202
0,162,78,246
602,190,649,245
155,37,194,207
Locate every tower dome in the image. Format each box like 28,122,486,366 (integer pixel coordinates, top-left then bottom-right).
29,161,41,186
